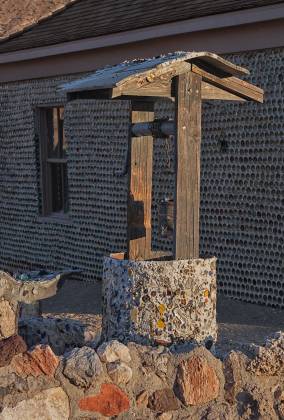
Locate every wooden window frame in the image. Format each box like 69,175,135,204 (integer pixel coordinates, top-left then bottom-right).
38,106,69,217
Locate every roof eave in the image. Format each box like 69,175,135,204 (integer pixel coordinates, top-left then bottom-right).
0,3,283,64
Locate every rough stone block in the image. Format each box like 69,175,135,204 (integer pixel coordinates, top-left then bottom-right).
63,346,103,388
97,340,131,364
102,256,217,346
78,383,130,416
0,299,18,339
0,335,27,367
147,388,179,413
175,353,220,406
11,345,59,378
107,361,133,384
0,387,69,420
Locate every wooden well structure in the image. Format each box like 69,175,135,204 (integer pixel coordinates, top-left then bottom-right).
62,52,263,263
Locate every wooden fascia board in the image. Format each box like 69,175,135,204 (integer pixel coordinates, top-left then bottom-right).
110,82,247,102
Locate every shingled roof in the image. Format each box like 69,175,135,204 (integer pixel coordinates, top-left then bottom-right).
0,0,73,40
60,51,249,92
0,0,282,54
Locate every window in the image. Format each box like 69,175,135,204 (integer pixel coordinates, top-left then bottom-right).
39,107,69,216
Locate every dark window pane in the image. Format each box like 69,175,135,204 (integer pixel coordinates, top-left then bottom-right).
39,106,69,216
50,163,63,213
63,164,69,213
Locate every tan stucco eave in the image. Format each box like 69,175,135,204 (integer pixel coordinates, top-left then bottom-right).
0,3,283,65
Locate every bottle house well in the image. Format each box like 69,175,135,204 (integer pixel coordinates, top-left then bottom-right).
102,254,217,347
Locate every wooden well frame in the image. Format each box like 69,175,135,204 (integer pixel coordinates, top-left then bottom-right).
62,52,263,261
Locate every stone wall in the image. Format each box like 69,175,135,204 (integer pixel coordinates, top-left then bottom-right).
0,330,283,419
0,47,283,307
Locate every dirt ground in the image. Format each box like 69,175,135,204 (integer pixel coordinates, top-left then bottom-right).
42,279,284,354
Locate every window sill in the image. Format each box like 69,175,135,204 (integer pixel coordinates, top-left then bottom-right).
37,213,73,226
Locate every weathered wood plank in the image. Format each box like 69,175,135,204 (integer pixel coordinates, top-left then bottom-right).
127,102,154,260
201,81,246,101
192,64,264,103
173,71,202,259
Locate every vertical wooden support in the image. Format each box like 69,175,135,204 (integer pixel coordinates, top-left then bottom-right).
173,71,202,259
127,101,154,260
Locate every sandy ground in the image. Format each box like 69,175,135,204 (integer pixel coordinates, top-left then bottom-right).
42,279,284,354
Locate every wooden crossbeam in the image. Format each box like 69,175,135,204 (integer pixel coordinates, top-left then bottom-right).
192,64,264,103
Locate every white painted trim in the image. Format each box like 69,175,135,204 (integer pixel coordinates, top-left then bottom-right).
0,3,283,64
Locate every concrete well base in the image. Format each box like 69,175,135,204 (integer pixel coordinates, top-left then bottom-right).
102,256,217,346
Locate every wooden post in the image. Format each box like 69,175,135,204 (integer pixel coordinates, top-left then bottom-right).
127,101,154,260
173,71,202,259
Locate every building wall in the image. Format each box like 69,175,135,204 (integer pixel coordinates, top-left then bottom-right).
0,74,130,282
0,47,283,307
153,47,284,308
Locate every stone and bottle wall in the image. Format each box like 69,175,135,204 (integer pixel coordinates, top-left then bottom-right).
0,329,283,419
0,47,283,306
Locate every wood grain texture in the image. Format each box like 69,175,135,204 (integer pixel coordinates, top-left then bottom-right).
173,71,202,259
192,64,264,102
127,102,154,260
0,0,281,53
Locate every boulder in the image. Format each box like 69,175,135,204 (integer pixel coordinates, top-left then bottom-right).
97,340,131,364
107,360,132,384
78,383,130,416
223,351,247,404
63,346,103,387
175,354,220,406
136,390,148,407
0,387,69,420
11,345,59,377
157,413,173,420
0,299,18,339
0,335,27,367
148,388,179,413
248,332,284,376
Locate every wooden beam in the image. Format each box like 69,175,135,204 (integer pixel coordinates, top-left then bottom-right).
173,71,202,259
112,81,249,102
202,81,246,101
192,64,264,103
127,102,154,260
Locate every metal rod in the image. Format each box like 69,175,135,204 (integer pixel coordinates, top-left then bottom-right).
131,119,174,137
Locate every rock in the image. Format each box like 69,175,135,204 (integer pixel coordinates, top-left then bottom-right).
63,346,103,387
85,331,101,347
248,331,284,376
237,385,277,420
0,299,18,339
224,351,247,404
78,383,130,416
11,345,59,377
148,388,179,413
274,386,284,419
19,317,85,355
0,387,69,420
97,340,131,364
136,390,148,407
107,361,132,384
157,412,173,420
201,402,235,420
175,355,220,406
0,335,27,367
